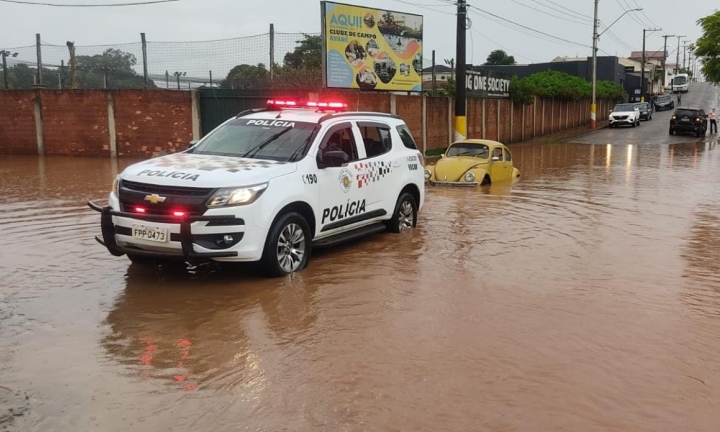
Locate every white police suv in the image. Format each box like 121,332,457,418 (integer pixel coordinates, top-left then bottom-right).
89,99,425,277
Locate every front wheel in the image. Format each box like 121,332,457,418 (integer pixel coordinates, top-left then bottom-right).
632,121,637,128
386,192,418,233
259,212,311,277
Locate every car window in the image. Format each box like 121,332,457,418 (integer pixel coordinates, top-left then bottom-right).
447,143,489,158
396,125,418,150
317,124,360,167
614,104,635,111
492,147,504,161
504,149,512,162
358,122,392,158
675,109,700,117
191,118,317,162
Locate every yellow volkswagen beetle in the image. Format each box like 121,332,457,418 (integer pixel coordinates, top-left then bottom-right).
424,139,520,186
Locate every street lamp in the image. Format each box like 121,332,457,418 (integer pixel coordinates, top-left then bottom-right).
591,5,642,128
1,50,19,89
641,28,662,102
173,71,186,90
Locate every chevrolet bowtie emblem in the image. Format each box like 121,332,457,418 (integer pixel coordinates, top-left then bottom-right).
144,194,167,204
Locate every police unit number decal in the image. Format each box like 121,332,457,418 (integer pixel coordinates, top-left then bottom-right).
322,199,366,224
302,174,318,184
407,155,418,171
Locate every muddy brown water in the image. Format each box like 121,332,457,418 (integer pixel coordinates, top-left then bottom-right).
2,85,720,432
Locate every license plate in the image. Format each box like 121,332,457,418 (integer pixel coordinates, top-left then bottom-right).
132,225,169,243
681,118,690,122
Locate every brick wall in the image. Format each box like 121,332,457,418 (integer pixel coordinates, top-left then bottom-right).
0,89,611,156
42,90,109,156
0,91,37,154
113,90,193,157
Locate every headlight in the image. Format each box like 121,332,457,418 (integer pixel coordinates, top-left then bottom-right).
112,176,120,197
464,172,475,182
424,169,431,179
207,183,268,207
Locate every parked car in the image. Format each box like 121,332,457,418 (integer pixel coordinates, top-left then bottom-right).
88,99,425,277
669,107,708,137
609,103,641,128
423,140,520,186
654,94,675,111
634,102,653,121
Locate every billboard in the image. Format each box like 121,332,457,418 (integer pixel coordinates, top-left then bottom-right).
321,1,423,92
466,69,511,98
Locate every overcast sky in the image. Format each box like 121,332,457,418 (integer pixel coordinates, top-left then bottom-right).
2,0,716,69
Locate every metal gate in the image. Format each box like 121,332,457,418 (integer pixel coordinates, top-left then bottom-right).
198,89,308,136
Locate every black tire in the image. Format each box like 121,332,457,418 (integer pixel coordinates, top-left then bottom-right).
632,121,636,128
259,212,311,277
386,192,418,234
669,128,674,135
481,175,491,186
127,253,158,266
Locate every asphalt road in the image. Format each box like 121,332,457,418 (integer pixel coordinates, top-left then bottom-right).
573,82,719,146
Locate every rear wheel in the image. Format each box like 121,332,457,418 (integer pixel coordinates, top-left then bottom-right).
260,212,311,277
669,128,674,135
386,192,418,233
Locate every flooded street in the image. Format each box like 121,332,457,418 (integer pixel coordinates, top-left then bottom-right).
2,83,720,431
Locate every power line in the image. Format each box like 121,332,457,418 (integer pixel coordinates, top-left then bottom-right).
389,0,455,15
529,0,592,22
599,21,638,51
507,0,589,26
632,0,661,29
0,0,177,5
539,0,592,20
470,28,538,63
468,4,590,49
617,0,648,27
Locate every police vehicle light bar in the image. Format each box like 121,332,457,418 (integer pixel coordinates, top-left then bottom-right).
266,99,347,111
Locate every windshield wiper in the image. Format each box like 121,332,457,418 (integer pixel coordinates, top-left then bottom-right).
240,128,292,159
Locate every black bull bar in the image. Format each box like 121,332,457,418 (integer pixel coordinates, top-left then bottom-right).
87,201,240,261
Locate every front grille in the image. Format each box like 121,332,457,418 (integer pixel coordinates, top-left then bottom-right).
119,180,216,216
613,115,628,120
122,180,214,197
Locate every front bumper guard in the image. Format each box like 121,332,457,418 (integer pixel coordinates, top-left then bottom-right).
87,201,240,261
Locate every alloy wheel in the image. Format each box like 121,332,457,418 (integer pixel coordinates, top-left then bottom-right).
276,223,306,273
398,200,414,232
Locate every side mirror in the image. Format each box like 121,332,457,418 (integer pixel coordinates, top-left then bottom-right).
188,140,198,149
318,150,349,168
440,154,445,158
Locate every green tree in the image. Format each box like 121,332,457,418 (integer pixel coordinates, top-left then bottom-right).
75,48,153,88
282,34,322,70
6,63,63,89
221,63,269,89
484,50,516,66
695,11,720,84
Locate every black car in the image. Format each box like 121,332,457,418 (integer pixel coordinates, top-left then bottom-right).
669,108,708,137
654,95,675,111
634,102,653,121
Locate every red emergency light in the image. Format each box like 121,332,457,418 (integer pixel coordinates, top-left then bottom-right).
172,210,187,218
267,99,347,111
134,206,147,214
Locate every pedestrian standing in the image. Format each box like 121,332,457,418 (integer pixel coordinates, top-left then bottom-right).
710,108,718,134
677,93,682,107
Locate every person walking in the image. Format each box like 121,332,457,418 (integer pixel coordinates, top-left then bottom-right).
677,93,682,107
710,108,718,134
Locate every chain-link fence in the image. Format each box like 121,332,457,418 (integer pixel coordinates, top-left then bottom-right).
1,30,320,90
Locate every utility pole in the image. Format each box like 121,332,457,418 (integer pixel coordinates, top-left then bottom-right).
675,35,685,74
269,23,275,82
453,0,467,141
682,40,689,71
591,0,599,129
641,28,661,102
35,33,43,86
141,33,149,88
662,34,675,88
431,49,436,95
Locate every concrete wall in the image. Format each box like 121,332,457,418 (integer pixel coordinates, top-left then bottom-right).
0,89,612,157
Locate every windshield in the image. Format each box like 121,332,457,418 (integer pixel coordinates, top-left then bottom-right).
191,118,317,162
447,143,490,158
635,103,648,110
614,104,636,112
673,76,688,85
657,96,671,102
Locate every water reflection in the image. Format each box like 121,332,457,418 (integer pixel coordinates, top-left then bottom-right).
680,204,720,317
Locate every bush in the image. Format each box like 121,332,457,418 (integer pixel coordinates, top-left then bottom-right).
510,70,625,104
